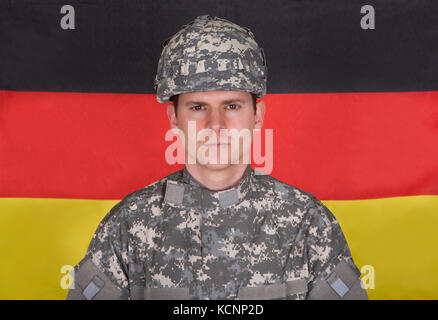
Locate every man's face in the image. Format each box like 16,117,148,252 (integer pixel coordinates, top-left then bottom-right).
167,90,265,171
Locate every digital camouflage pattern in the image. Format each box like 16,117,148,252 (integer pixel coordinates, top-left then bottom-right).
67,165,366,300
154,15,267,103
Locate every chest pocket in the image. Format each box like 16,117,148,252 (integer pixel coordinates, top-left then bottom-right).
237,279,308,300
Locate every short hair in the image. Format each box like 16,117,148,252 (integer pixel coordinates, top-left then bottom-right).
170,93,258,117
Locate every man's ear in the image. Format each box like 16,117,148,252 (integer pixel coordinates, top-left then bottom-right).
254,99,265,130
167,102,178,129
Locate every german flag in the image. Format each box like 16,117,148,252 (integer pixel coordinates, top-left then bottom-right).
1,0,437,299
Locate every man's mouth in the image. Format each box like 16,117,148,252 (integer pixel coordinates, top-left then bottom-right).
203,142,230,147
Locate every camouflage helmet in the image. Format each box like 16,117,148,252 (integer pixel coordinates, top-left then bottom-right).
154,15,267,103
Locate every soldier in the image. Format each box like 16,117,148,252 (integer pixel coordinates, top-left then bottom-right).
67,15,368,300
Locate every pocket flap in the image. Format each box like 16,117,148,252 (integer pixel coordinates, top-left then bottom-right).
238,279,307,300
130,286,189,300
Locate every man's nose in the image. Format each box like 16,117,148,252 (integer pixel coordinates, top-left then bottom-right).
207,107,226,131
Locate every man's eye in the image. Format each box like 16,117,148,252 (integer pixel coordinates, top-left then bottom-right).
191,105,205,111
226,104,239,110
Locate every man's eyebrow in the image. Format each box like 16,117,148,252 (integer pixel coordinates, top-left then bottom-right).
223,99,246,104
183,99,246,105
183,100,207,106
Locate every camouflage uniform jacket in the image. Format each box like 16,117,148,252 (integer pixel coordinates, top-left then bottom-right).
67,165,368,300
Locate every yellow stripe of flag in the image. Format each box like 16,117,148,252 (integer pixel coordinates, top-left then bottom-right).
0,196,437,299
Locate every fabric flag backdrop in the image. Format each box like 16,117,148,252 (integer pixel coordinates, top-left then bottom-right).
1,0,437,299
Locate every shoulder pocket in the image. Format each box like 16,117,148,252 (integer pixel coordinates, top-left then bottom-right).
66,258,125,300
238,279,307,300
308,260,368,300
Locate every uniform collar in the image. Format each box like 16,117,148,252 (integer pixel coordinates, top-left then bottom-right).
165,165,254,208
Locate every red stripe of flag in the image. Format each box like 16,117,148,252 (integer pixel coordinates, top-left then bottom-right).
1,90,437,200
